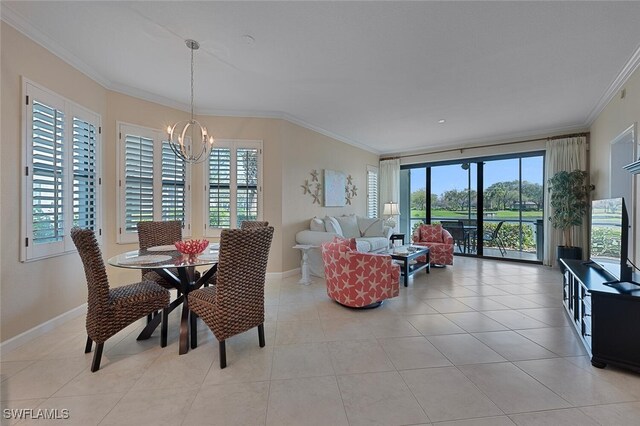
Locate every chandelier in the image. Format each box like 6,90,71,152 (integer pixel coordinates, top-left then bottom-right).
167,39,214,164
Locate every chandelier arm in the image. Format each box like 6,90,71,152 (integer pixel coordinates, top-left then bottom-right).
179,122,191,159
168,135,181,158
194,138,208,160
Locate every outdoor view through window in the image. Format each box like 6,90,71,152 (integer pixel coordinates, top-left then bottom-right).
403,154,544,261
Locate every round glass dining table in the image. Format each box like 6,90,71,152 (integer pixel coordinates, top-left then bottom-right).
107,244,219,355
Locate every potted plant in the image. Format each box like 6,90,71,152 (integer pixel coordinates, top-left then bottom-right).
547,170,590,268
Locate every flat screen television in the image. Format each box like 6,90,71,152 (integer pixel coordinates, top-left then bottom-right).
589,197,632,282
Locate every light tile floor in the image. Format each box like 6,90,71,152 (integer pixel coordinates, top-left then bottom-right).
2,256,640,425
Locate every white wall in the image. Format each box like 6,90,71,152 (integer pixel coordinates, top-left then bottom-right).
590,67,640,266
1,22,108,342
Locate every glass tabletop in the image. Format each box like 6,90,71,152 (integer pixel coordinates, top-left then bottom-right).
387,245,429,257
108,244,219,270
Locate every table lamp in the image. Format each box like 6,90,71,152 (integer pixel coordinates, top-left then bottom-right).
383,202,400,228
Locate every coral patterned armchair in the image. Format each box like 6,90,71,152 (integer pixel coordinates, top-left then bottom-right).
412,224,454,266
321,239,400,308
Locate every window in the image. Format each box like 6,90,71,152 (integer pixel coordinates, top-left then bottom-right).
117,123,191,243
366,165,378,218
22,80,102,261
205,140,262,235
401,151,545,262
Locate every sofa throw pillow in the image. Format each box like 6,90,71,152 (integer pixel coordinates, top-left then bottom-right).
421,224,443,243
358,217,385,237
335,215,360,239
332,236,357,250
325,216,343,236
310,217,325,232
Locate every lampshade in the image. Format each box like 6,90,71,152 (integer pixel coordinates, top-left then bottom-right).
383,202,400,216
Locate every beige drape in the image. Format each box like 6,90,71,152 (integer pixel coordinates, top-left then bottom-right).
543,136,588,267
379,159,400,231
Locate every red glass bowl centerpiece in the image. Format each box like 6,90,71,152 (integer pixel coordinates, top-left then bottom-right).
174,239,209,261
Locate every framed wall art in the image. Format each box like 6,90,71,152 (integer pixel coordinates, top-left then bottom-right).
323,169,346,207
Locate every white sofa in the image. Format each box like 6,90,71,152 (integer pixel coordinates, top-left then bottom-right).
295,215,392,277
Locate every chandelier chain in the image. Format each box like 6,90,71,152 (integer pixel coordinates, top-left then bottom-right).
190,44,194,120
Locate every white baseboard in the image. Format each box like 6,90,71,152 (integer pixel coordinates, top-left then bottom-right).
0,303,87,356
266,268,300,280
281,268,301,278
1,268,306,354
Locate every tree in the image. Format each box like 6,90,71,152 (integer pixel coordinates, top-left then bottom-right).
485,181,518,210
548,170,590,247
431,193,440,209
521,181,543,209
442,189,467,210
411,188,426,211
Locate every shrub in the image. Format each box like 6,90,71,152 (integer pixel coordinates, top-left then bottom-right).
590,227,621,257
483,222,535,252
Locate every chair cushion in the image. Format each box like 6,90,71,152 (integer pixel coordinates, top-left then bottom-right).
325,216,343,236
335,215,360,238
358,217,385,237
143,268,201,288
420,224,443,243
109,281,169,309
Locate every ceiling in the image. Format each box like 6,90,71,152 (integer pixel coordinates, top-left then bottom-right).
3,1,640,154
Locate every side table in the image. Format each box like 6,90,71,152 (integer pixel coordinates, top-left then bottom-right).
293,244,317,285
390,233,405,247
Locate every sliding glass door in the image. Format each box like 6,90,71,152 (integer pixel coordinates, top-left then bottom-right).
482,156,543,260
431,163,478,254
400,152,544,263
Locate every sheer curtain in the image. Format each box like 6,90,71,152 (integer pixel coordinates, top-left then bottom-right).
543,136,588,267
379,159,400,230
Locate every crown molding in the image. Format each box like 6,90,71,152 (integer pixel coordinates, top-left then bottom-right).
281,113,380,155
109,83,379,154
196,107,283,119
585,43,640,126
108,82,192,113
0,6,112,88
382,124,588,157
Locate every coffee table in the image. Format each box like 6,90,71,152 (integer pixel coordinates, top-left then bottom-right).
389,245,430,287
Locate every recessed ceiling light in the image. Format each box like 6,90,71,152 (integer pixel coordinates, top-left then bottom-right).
438,119,446,124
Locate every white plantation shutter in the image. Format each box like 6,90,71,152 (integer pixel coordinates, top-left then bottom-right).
22,80,102,261
117,123,191,243
367,165,379,218
205,140,262,236
236,148,259,226
124,134,154,232
31,100,65,245
161,140,187,224
72,116,98,230
208,148,231,229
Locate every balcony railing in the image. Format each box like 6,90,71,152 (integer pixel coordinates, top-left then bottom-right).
409,215,543,260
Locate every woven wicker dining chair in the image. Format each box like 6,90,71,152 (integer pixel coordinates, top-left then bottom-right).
188,226,274,368
137,220,184,289
240,220,269,230
71,227,170,372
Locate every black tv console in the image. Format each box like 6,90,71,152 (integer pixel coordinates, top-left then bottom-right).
561,259,640,372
